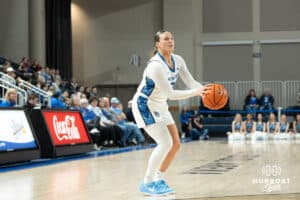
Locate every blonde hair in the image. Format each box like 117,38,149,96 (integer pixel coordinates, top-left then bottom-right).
4,88,17,101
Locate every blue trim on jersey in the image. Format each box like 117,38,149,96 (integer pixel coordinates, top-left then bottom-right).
141,77,155,97
246,121,253,133
256,122,264,132
269,122,276,133
157,53,176,72
279,123,287,133
137,96,155,126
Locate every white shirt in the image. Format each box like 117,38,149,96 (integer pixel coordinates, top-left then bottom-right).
134,53,201,102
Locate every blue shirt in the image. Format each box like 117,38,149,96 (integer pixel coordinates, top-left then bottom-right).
245,121,254,133
80,107,96,123
256,122,264,132
279,123,288,133
180,111,193,124
234,122,242,132
110,106,126,124
50,97,66,109
0,100,15,107
269,122,276,133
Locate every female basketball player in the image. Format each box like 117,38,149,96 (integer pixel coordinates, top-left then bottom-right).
132,30,210,196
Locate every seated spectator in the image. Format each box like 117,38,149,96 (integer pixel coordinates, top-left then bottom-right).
267,113,278,133
188,115,209,140
0,61,11,72
110,97,145,145
179,105,193,137
3,67,17,84
242,113,255,134
259,89,274,112
276,114,289,134
124,100,136,123
244,89,259,112
69,94,81,110
255,113,266,132
24,93,40,111
100,97,141,146
80,98,115,148
90,87,98,97
293,114,300,134
50,91,66,109
88,96,122,147
0,88,17,107
227,113,244,135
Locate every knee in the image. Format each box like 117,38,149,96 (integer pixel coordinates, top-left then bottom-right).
172,140,181,152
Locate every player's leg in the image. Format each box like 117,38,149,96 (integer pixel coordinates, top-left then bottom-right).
140,122,173,195
158,124,181,173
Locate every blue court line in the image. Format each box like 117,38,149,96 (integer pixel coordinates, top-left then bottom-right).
0,138,192,173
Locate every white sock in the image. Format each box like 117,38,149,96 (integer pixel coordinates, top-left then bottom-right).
154,171,164,181
143,124,172,184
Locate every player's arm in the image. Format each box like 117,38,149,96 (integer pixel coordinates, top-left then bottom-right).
285,123,290,133
252,121,256,133
177,56,202,89
148,63,206,100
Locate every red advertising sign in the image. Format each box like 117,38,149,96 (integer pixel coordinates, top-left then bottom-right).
42,111,90,146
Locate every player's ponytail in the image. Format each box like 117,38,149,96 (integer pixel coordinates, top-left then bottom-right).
152,30,167,56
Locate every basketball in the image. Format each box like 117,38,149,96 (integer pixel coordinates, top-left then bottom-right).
202,83,228,110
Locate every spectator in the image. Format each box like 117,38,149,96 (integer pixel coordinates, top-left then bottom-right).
244,89,259,112
90,87,98,97
0,88,17,107
6,67,15,77
80,98,120,148
0,61,11,72
124,100,135,123
188,115,209,140
24,93,39,111
88,96,122,146
110,97,145,145
242,113,255,134
179,105,193,137
50,91,66,109
255,113,266,132
267,113,278,133
69,94,81,110
259,89,274,112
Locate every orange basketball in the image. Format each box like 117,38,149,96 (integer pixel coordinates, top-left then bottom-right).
202,83,228,110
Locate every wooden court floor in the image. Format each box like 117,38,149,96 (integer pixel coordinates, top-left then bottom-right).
0,140,299,200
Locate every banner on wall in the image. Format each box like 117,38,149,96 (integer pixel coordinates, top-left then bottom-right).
0,110,37,151
42,111,90,146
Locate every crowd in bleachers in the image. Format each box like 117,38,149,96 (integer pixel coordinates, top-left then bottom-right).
0,57,147,150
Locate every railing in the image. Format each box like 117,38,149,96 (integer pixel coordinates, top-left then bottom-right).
0,78,27,106
19,80,51,108
0,72,16,85
179,80,300,110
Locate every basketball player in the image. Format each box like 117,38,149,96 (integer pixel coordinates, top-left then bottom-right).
132,30,210,196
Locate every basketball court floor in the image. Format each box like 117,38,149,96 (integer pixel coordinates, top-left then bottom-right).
0,140,299,200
